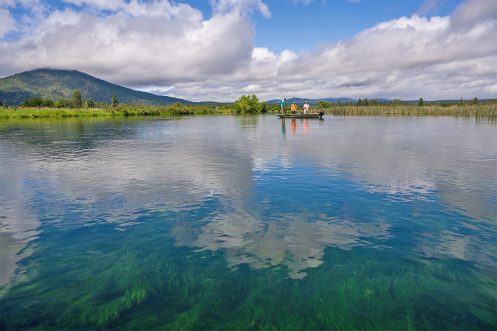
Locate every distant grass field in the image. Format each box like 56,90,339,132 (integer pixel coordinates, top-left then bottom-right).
0,103,496,119
0,104,233,119
324,104,497,117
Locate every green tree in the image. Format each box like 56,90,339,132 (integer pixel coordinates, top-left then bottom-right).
418,98,424,106
391,99,403,106
23,97,41,107
260,101,268,113
357,98,362,106
363,98,369,106
112,94,119,107
472,97,478,105
71,90,83,108
316,101,331,108
233,95,262,113
458,98,463,106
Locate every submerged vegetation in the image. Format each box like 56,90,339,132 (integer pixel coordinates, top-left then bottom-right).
0,207,495,330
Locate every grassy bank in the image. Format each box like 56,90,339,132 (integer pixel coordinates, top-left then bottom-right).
322,104,497,117
1,103,496,119
0,104,232,119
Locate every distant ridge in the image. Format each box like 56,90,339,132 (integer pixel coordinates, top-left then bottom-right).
266,97,358,105
0,69,192,105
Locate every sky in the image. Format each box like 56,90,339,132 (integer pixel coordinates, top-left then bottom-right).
0,0,496,101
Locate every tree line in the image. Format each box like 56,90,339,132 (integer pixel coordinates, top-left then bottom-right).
231,96,493,113
316,97,490,108
11,92,494,111
20,90,120,108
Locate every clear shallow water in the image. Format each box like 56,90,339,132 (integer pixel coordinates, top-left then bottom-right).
0,115,496,330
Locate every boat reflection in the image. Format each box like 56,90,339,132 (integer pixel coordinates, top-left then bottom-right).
280,118,311,137
303,119,309,135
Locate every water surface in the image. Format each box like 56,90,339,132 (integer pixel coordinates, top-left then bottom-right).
0,115,496,330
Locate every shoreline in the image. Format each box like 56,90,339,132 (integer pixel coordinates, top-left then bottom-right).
0,104,496,119
0,105,233,119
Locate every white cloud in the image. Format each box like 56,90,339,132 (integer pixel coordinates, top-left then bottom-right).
0,8,15,37
450,0,497,28
62,0,124,10
211,0,271,18
0,1,255,86
0,0,16,7
1,0,497,101
166,4,497,101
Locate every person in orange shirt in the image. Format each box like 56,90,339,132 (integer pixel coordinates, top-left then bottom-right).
290,102,298,114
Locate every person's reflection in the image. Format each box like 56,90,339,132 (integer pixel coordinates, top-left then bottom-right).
291,119,297,135
303,119,309,135
281,118,286,138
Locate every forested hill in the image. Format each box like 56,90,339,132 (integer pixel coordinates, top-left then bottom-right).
0,69,191,105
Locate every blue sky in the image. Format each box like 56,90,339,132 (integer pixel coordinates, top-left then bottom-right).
183,0,463,52
4,0,463,51
254,0,460,52
1,0,497,101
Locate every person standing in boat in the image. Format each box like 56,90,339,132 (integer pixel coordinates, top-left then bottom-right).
303,101,310,114
290,101,298,114
280,98,287,114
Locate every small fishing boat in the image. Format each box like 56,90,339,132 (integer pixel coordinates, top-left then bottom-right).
278,112,324,119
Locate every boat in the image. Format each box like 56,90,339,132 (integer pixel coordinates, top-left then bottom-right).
278,112,324,119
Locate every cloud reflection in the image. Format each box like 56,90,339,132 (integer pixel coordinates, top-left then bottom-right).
0,116,496,283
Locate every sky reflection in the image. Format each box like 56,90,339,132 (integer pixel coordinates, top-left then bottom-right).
0,116,496,283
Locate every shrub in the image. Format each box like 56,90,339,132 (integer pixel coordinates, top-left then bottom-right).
71,90,83,108
233,95,262,113
112,94,119,107
316,101,331,108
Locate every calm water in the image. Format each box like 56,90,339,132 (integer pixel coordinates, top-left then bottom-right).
0,115,496,330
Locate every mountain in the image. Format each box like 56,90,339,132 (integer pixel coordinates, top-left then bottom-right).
266,97,357,105
0,69,191,105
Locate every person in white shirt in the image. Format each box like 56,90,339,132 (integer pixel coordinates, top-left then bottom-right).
303,101,310,114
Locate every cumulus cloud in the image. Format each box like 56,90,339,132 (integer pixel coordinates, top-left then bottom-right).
211,0,271,18
450,0,497,28
0,0,255,86
0,8,15,37
1,0,497,101
62,0,124,10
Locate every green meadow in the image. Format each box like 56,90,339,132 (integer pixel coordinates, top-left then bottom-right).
0,104,233,119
